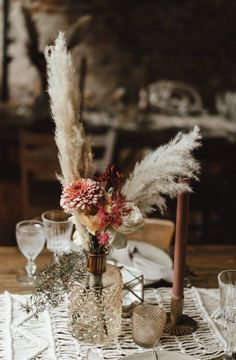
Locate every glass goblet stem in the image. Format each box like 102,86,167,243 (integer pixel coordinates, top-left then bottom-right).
225,322,236,359
86,347,104,359
25,258,37,278
53,253,60,263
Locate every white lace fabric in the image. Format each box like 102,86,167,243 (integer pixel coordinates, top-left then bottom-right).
0,288,225,360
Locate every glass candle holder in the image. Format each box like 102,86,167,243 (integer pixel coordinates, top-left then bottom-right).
132,304,166,348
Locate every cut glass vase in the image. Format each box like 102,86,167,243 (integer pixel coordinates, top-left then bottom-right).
68,261,123,345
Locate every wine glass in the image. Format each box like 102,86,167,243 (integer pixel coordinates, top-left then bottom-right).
218,269,236,359
16,220,45,285
42,210,73,258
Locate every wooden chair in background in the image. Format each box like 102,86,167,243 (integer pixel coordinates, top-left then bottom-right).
128,218,175,253
90,128,116,173
19,130,61,219
19,128,116,219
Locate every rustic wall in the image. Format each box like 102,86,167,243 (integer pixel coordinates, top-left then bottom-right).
1,0,236,110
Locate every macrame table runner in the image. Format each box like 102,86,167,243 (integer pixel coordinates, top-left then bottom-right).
0,287,225,360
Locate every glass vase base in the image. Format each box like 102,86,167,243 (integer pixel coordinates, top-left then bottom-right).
86,348,104,360
16,271,35,286
68,264,123,346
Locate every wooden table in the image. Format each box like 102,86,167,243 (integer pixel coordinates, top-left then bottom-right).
0,247,51,294
186,245,236,288
0,245,235,294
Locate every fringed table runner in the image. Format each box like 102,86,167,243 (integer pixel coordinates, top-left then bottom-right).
0,288,225,360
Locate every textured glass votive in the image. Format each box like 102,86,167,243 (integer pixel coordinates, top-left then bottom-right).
132,304,166,348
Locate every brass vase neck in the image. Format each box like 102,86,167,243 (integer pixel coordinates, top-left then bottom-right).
87,253,106,275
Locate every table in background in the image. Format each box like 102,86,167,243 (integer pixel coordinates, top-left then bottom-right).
1,112,236,246
0,245,236,294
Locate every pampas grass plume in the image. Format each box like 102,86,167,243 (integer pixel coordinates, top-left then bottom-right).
44,32,93,187
122,126,201,214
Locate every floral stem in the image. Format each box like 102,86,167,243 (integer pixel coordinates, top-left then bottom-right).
93,274,108,337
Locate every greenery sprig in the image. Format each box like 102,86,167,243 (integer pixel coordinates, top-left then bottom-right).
21,251,87,317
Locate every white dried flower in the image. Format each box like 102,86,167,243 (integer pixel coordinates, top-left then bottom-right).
117,202,144,234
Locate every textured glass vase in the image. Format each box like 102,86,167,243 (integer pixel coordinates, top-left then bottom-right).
68,255,123,345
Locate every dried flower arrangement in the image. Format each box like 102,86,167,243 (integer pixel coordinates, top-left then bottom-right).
23,32,201,318
45,32,201,256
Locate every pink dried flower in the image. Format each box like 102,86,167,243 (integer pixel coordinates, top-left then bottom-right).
97,232,110,247
60,178,104,213
97,193,131,230
96,165,124,191
110,194,131,228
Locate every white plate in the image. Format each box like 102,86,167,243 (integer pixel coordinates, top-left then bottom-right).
111,240,172,269
110,240,173,282
130,240,173,269
123,350,197,360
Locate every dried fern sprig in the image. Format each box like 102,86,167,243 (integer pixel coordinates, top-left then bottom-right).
44,31,94,186
122,126,201,214
21,252,87,317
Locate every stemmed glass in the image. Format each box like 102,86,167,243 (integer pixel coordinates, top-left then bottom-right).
218,269,236,359
16,220,46,285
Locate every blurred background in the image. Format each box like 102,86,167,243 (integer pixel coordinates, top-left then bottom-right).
0,0,236,246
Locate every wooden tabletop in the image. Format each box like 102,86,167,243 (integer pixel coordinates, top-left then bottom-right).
0,245,235,294
186,245,236,288
0,247,51,294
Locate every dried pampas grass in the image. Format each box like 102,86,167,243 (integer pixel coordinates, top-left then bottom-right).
122,126,201,214
44,33,202,246
44,31,94,187
45,32,93,246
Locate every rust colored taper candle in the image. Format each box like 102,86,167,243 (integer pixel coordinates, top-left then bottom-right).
165,179,197,335
172,182,189,299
